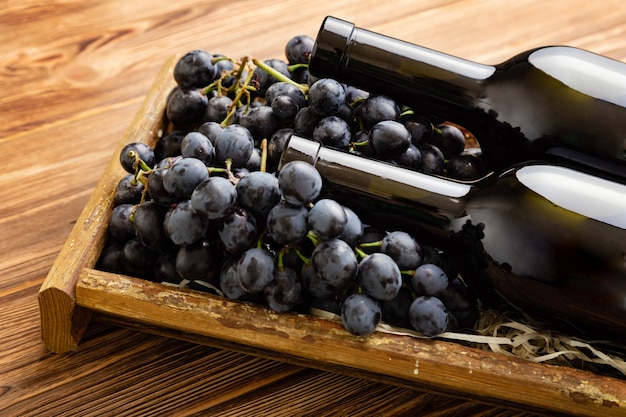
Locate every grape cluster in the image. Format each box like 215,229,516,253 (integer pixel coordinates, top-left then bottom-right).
98,34,480,338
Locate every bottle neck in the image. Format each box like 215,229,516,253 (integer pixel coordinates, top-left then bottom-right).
310,17,495,108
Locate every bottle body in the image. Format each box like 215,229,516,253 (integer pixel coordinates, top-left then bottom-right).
309,16,626,178
280,134,626,339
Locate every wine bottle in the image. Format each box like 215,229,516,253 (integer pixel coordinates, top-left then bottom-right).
280,134,626,340
309,16,626,180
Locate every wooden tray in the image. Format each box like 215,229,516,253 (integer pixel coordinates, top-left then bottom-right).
38,56,626,417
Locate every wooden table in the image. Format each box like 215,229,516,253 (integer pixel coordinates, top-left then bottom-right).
3,1,626,415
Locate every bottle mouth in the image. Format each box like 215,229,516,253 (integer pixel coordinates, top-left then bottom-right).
309,16,355,78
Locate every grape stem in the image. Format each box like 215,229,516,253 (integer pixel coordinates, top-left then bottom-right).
252,57,309,95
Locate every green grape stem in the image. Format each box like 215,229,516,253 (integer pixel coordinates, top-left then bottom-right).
252,58,309,95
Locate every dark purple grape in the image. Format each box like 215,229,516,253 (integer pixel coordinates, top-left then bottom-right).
238,105,278,146
196,121,223,146
220,254,246,299
357,253,402,301
204,95,233,123
277,160,322,206
253,58,291,95
338,206,364,247
310,238,358,292
308,198,347,240
236,248,275,293
147,157,182,206
166,87,208,127
394,144,422,169
114,174,145,206
173,49,218,89
175,240,214,280
155,130,185,160
285,35,314,64
341,293,381,336
119,142,155,174
368,120,411,159
214,124,255,167
244,147,261,172
163,200,208,246
236,171,281,216
108,203,135,242
409,296,449,337
133,200,168,250
381,231,422,270
431,124,466,159
419,144,445,174
180,131,215,165
153,251,181,284
264,267,302,312
122,238,158,279
411,263,448,296
358,95,400,129
293,106,322,137
190,176,237,220
271,95,300,120
163,157,209,198
312,116,351,149
308,78,346,116
446,151,486,180
267,128,294,171
402,114,433,147
218,207,257,254
345,85,369,104
97,241,125,274
266,201,309,245
265,82,307,109
441,278,479,330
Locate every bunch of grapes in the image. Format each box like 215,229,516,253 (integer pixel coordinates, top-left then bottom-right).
98,34,480,338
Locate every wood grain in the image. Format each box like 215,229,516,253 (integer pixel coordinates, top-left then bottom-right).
4,1,626,416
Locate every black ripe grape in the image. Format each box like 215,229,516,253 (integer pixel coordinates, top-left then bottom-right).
381,231,422,270
236,248,275,293
411,263,449,296
409,296,449,337
264,267,302,313
277,160,322,206
308,78,346,116
190,176,237,220
120,142,155,174
431,124,466,159
266,201,309,245
368,120,412,159
357,253,402,301
236,171,282,216
214,124,255,167
285,34,314,64
312,116,352,149
173,50,218,89
308,198,347,240
341,293,381,337
163,157,209,198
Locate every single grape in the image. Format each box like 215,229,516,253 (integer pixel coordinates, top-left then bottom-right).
368,120,411,159
271,95,300,120
97,241,125,274
238,105,278,146
446,151,486,180
163,157,210,198
402,114,433,146
381,286,414,328
338,206,364,247
166,87,208,127
214,124,255,167
264,267,302,313
122,238,158,279
133,200,168,250
419,144,445,174
310,238,358,292
190,176,237,220
252,58,291,94
175,240,214,280
236,247,275,293
114,174,145,206
358,95,400,129
119,142,155,174
218,207,257,254
265,82,307,109
173,49,218,89
341,293,381,337
180,131,215,165
308,198,347,240
308,78,346,116
293,106,322,137
277,160,322,206
394,144,422,170
108,203,135,242
431,124,466,159
312,116,351,149
154,130,185,160
266,201,309,245
220,254,247,299
409,296,449,337
357,253,403,301
153,251,182,284
163,200,208,246
236,171,282,216
411,263,449,296
147,157,182,206
267,128,294,171
204,95,233,123
381,231,422,270
196,121,223,146
285,34,315,64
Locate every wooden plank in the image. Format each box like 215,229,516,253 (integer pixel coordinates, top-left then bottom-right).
76,269,626,417
37,54,178,353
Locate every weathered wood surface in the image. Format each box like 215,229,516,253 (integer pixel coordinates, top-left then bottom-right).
4,0,626,415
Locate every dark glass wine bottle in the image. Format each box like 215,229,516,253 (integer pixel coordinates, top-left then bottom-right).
280,134,626,341
309,16,626,181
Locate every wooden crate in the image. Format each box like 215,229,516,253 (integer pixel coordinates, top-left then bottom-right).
38,56,626,417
